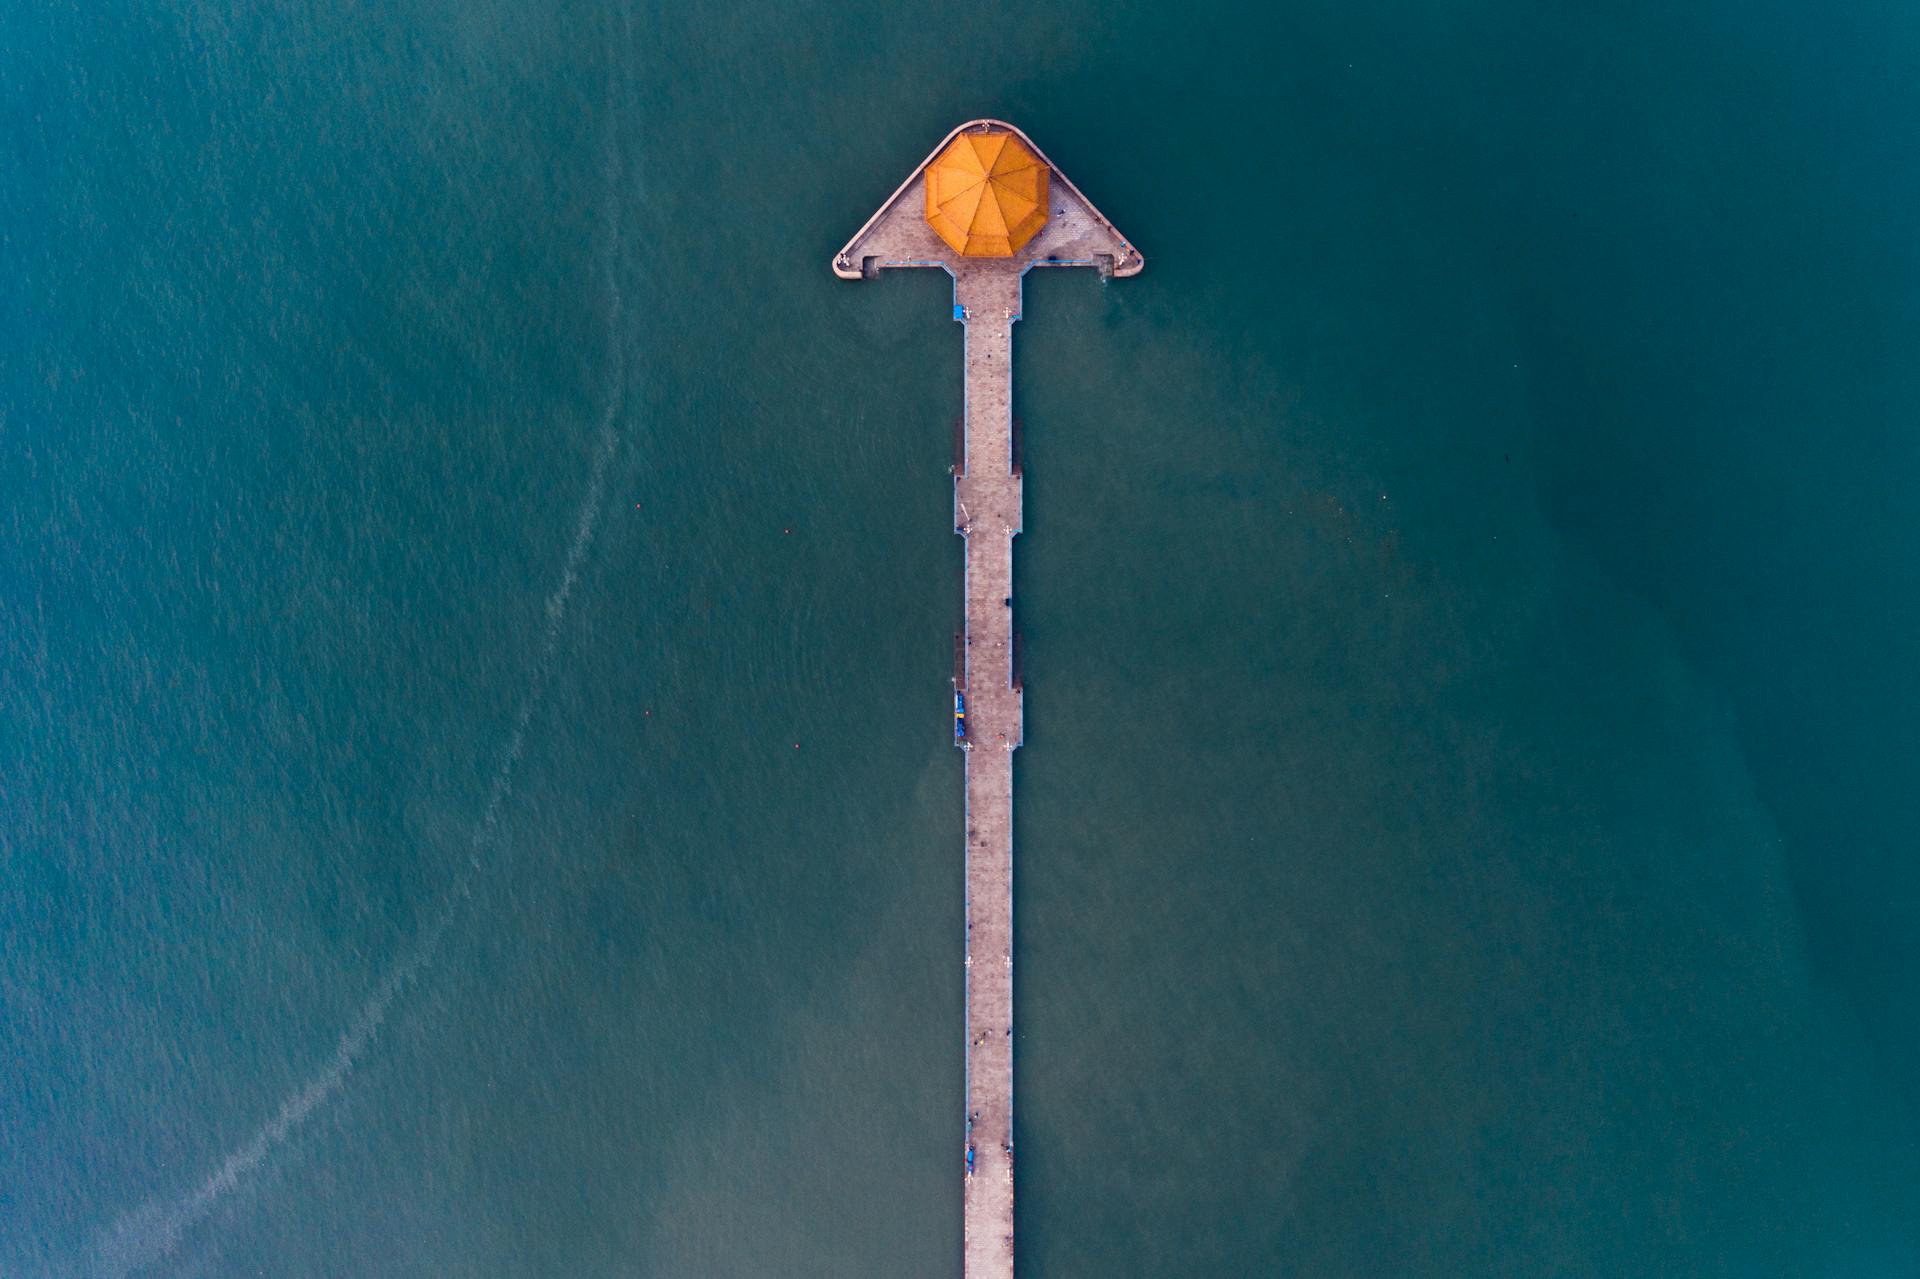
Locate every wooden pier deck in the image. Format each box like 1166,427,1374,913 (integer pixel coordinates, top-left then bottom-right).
834,120,1140,1279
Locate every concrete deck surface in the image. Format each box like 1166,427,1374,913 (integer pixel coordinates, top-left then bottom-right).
833,119,1140,1279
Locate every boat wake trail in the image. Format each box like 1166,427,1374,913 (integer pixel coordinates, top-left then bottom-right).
82,79,630,1279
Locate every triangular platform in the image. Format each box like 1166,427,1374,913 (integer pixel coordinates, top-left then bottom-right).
832,119,1143,280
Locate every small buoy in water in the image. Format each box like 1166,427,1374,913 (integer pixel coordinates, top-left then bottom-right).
793,743,801,750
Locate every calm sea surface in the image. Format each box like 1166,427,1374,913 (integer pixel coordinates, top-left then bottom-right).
5,0,1918,1274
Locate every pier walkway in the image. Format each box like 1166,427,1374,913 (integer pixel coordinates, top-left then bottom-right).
956,263,1022,1279
834,120,1140,1279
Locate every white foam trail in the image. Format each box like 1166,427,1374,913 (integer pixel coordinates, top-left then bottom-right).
84,68,631,1279
88,939,433,1279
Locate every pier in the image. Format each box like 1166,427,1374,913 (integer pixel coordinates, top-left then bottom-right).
835,120,1141,1279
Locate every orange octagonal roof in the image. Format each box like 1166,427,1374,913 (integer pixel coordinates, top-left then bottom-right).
924,130,1050,258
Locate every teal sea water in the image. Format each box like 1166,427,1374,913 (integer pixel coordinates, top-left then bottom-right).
5,0,1918,1274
